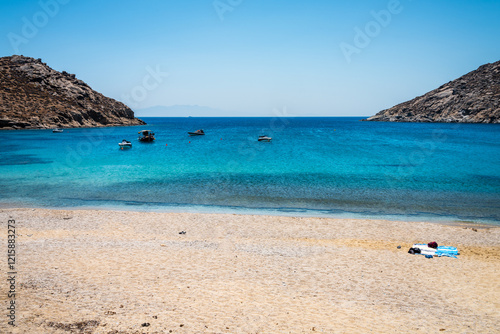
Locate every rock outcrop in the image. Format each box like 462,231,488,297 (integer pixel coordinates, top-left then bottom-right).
365,60,500,123
0,55,145,129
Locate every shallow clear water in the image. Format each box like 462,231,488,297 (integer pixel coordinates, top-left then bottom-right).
1,117,499,224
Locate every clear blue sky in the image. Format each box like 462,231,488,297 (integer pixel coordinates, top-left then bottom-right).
1,0,499,116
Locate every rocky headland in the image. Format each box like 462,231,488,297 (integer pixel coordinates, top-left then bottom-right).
365,60,500,123
0,55,145,129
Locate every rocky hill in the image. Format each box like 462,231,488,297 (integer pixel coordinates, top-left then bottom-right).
0,55,145,129
365,60,500,123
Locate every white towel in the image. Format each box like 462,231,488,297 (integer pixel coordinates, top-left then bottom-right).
412,244,436,255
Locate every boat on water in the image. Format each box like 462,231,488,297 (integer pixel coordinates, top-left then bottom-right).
52,128,63,133
138,130,155,142
188,129,205,136
258,135,272,142
118,139,132,148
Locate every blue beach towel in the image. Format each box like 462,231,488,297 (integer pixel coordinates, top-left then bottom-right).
435,246,459,258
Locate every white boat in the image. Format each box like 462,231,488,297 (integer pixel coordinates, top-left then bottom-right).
258,135,272,142
118,139,132,148
52,128,63,133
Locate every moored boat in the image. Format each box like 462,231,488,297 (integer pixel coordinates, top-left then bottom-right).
258,135,272,142
138,130,155,142
188,129,205,136
118,139,132,148
52,128,63,133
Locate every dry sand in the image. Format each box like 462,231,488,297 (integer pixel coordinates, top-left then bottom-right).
1,208,499,334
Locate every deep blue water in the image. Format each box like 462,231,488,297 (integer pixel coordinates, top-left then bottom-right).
1,117,499,224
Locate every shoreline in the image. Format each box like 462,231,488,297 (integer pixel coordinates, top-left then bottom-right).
2,202,499,227
0,123,146,131
1,207,499,333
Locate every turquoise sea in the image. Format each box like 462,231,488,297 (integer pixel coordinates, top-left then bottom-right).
1,117,499,224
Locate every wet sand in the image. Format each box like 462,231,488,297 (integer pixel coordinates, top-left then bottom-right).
1,208,499,333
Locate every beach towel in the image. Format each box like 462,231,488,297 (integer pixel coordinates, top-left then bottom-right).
412,244,459,259
412,244,436,256
435,246,458,258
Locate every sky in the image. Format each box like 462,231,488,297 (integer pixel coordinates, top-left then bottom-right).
1,0,499,116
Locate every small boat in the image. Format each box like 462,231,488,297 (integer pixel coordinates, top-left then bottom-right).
52,128,63,133
118,139,132,148
188,129,205,136
138,130,155,142
258,135,272,142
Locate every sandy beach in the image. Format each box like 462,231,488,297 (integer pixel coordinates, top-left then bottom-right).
1,208,499,333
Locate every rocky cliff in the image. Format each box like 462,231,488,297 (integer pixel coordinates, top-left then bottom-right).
365,60,500,123
0,55,145,129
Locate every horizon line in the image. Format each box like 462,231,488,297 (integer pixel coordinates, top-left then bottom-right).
135,115,370,118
